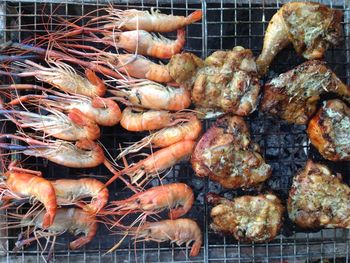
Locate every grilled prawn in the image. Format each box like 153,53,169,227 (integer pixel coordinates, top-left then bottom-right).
106,140,195,187
46,45,174,83
288,160,350,229
256,2,343,76
0,135,105,169
109,183,194,219
0,167,56,229
127,219,202,257
102,29,185,59
107,53,173,83
14,208,98,251
260,60,350,124
101,8,202,32
118,116,202,159
0,107,100,141
191,115,271,189
120,107,192,132
110,81,191,111
208,193,284,242
7,86,122,127
52,178,109,214
3,60,106,97
307,99,350,161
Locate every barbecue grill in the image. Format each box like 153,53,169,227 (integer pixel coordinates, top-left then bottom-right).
0,0,349,262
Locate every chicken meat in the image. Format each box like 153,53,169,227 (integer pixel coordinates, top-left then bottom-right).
308,99,350,161
191,115,271,189
208,193,284,242
288,160,350,229
256,2,343,76
168,46,261,118
260,60,349,124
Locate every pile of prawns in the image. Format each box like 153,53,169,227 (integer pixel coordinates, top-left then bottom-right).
0,6,203,261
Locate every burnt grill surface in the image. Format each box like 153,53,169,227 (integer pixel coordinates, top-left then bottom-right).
0,0,349,262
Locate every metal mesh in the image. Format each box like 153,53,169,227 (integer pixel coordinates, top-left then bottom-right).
0,0,349,262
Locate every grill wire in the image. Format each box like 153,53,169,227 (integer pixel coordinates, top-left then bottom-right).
0,0,349,262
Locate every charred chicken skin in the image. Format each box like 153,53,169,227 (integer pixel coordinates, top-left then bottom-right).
260,60,350,125
207,193,284,242
191,115,271,189
308,99,350,161
288,160,350,229
257,2,343,76
168,46,261,117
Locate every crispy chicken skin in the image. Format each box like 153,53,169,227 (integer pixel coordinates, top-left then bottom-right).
288,160,350,229
256,2,343,76
191,115,271,189
207,193,284,242
260,60,350,125
168,47,260,117
308,100,350,161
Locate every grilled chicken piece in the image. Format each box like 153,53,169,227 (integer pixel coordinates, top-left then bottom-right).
167,52,204,90
191,115,271,189
207,193,284,242
168,46,260,117
260,60,350,125
256,2,343,76
308,99,350,161
193,47,260,116
288,160,350,229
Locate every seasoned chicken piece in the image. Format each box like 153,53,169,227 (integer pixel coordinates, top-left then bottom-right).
193,47,260,116
288,160,350,229
260,60,350,124
167,52,204,90
168,46,260,117
256,2,343,76
308,99,350,161
191,115,271,189
207,193,284,242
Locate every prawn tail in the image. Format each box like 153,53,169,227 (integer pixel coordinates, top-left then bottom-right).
175,28,186,52
190,240,202,257
187,10,202,24
69,236,91,250
85,69,107,97
41,212,55,229
168,208,186,220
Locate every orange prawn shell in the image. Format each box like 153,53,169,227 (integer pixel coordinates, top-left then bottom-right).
115,54,173,83
67,108,101,141
68,208,99,250
106,9,202,32
122,85,191,111
151,117,202,148
5,171,57,228
132,87,191,111
90,97,122,126
138,140,196,173
109,29,185,59
115,183,194,219
120,108,180,132
51,178,109,214
136,218,202,257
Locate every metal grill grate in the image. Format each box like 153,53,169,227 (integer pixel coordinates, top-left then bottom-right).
0,0,350,262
